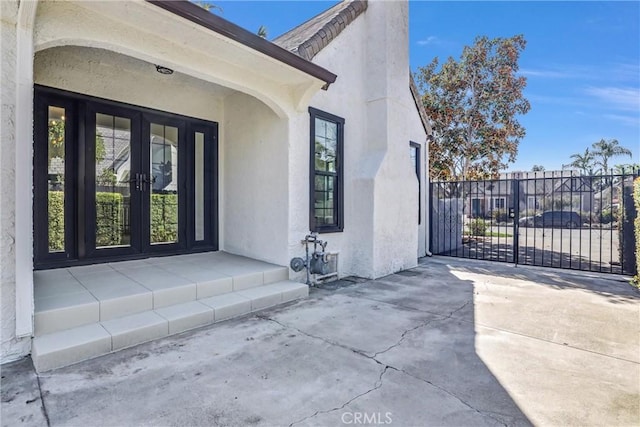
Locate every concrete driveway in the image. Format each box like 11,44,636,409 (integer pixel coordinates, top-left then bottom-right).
2,257,639,426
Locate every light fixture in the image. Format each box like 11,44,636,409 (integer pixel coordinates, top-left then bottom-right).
155,65,174,75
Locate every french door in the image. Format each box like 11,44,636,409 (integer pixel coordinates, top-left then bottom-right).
34,86,218,268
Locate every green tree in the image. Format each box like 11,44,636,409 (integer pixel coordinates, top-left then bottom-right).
591,138,632,174
417,35,530,180
531,165,545,172
564,148,596,175
48,119,65,162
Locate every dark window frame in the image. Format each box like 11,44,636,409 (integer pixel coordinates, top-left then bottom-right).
410,141,421,224
309,107,344,233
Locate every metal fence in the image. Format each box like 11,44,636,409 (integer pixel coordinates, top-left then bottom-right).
430,170,639,275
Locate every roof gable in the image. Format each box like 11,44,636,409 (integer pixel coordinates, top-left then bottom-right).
274,0,431,137
273,1,368,61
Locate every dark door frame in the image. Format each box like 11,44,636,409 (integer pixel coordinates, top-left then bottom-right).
33,85,219,269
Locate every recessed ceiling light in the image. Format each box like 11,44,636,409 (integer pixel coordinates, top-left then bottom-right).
155,65,174,75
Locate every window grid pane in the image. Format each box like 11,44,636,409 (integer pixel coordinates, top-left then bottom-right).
314,173,336,226
314,118,337,173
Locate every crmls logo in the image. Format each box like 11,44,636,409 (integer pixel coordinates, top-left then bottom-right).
341,412,393,424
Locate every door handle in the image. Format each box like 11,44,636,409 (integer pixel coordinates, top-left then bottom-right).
129,173,156,192
140,173,147,192
129,173,141,191
140,174,155,192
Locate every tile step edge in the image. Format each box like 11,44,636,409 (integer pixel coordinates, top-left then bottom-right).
31,280,308,372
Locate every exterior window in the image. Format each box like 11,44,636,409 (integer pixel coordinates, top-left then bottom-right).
471,198,482,217
309,107,344,232
410,142,421,223
493,197,506,209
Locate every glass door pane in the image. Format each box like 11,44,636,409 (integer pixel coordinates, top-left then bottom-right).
95,113,132,248
195,132,205,241
47,106,66,253
150,123,179,244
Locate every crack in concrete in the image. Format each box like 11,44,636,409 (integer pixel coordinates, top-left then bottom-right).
351,293,639,365
258,301,505,427
256,315,381,365
371,300,472,358
287,365,390,427
346,291,472,320
35,373,51,427
389,366,508,427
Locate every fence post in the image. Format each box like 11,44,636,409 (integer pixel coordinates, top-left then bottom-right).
621,176,637,276
428,181,433,254
512,178,520,266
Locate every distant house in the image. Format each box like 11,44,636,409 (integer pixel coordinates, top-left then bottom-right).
461,170,596,219
1,0,429,365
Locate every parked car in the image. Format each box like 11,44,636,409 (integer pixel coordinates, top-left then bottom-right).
528,211,582,228
518,216,535,227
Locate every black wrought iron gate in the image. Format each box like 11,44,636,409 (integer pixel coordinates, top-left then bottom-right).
430,170,638,275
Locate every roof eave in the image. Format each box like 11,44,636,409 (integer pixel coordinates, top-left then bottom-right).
145,0,337,86
410,74,432,135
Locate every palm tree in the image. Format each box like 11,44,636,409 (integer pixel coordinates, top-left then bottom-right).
257,25,268,39
195,2,223,13
591,138,632,174
564,148,595,175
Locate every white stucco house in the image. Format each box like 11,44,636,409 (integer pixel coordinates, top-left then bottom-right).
0,0,430,370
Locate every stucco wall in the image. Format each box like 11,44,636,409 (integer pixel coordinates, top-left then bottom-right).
1,0,32,363
289,0,428,279
34,46,228,123
222,92,290,264
366,0,427,275
287,13,367,278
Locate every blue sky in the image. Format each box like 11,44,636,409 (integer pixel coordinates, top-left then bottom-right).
214,1,639,172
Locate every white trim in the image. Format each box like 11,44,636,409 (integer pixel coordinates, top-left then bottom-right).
492,197,506,210
15,0,38,337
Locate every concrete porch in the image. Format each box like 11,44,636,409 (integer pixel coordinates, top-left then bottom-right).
32,252,307,372
3,257,638,426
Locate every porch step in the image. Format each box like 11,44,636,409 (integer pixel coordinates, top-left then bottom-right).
32,280,308,372
31,252,308,372
33,252,289,336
